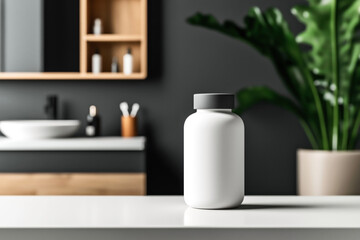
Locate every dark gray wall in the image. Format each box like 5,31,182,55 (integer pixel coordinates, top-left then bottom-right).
0,0,311,195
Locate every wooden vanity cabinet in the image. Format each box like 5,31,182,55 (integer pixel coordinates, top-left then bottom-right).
0,149,146,195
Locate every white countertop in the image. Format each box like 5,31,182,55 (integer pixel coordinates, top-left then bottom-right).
0,196,359,229
0,136,146,151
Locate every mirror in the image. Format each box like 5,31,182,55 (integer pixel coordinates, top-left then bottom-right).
0,0,79,72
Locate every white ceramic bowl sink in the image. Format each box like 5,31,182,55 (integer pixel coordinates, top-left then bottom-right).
0,120,80,140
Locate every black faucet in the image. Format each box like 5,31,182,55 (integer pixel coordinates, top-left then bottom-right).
44,95,58,120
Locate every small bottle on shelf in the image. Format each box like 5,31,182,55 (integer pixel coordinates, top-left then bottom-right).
93,18,102,35
111,56,119,73
92,49,102,74
86,105,101,137
123,48,133,75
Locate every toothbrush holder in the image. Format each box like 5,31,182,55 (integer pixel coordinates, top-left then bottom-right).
121,116,137,137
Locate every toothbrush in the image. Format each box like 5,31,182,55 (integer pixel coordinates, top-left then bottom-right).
130,103,140,117
119,102,129,116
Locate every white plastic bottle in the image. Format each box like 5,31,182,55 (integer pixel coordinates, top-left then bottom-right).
93,18,102,35
123,48,133,75
92,49,102,74
111,56,119,73
184,93,244,209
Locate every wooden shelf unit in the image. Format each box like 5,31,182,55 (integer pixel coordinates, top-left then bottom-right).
0,72,146,80
80,0,147,79
0,0,147,80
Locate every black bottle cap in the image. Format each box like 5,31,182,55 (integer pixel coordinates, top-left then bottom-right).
194,93,234,109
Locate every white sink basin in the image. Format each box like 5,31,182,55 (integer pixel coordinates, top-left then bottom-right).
0,120,80,140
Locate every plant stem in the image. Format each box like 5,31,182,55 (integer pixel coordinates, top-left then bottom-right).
307,116,322,147
300,120,319,149
301,66,329,150
291,43,329,149
341,45,360,150
330,0,339,150
326,103,333,148
341,98,350,150
349,111,360,149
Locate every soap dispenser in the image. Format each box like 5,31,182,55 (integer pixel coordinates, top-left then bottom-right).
86,105,100,137
44,95,58,120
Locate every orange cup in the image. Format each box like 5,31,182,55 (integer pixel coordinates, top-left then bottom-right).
121,116,137,137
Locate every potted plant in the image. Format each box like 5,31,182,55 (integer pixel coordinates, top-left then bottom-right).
187,0,360,195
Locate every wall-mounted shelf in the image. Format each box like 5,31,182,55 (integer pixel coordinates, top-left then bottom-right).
0,72,146,80
80,0,147,79
84,34,143,42
0,0,147,80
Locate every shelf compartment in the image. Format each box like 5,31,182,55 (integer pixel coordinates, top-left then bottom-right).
87,42,142,74
84,34,142,42
87,0,142,35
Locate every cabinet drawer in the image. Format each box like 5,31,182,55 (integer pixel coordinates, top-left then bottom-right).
0,173,146,195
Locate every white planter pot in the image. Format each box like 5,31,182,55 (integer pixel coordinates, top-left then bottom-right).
297,149,360,195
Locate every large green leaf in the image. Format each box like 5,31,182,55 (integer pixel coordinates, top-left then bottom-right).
234,86,302,116
187,1,360,150
188,9,308,102
234,86,319,148
292,0,360,92
292,0,360,149
188,8,328,149
187,13,248,44
349,44,360,149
